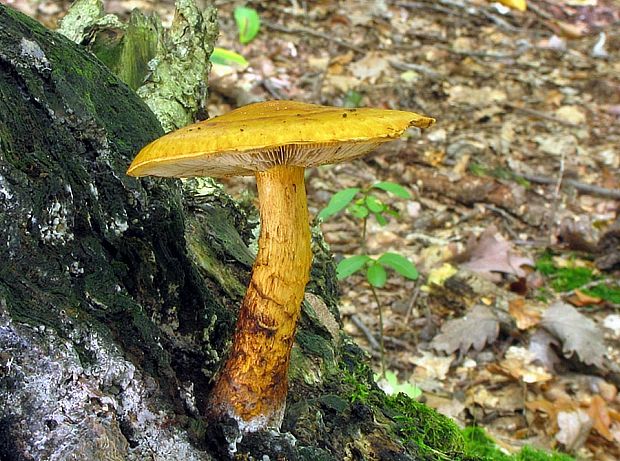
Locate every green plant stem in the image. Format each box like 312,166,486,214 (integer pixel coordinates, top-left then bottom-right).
361,216,368,252
370,284,387,379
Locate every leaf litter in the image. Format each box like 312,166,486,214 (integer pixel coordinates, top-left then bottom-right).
15,0,620,458
541,301,607,369
431,304,500,356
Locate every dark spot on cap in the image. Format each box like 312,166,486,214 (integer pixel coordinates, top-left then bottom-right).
240,128,244,132
342,113,347,118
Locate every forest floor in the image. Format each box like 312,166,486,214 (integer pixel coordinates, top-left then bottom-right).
6,0,620,459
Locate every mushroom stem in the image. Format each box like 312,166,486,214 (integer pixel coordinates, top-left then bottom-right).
207,164,312,432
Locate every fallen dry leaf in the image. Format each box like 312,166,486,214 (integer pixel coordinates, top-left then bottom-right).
555,105,587,125
431,304,499,355
556,410,593,452
470,387,500,409
349,52,390,84
494,346,553,384
528,329,562,371
459,225,534,282
527,398,578,424
568,289,603,306
588,395,613,441
541,302,607,369
603,314,620,335
410,350,454,381
509,298,542,330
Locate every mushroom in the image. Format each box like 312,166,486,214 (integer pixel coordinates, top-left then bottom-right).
127,100,435,432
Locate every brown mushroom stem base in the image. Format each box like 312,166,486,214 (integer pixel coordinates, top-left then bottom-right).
207,165,312,432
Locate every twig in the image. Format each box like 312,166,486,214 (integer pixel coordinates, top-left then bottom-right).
482,203,519,224
478,8,521,32
398,1,521,33
525,1,554,20
263,20,366,54
482,204,521,240
350,314,381,351
560,278,617,297
519,174,620,200
389,60,446,80
404,278,422,324
370,285,387,378
505,103,580,128
383,335,412,349
435,44,525,60
261,79,284,100
396,2,456,16
547,150,566,244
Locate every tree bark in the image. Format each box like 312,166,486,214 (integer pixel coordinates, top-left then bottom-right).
0,5,470,461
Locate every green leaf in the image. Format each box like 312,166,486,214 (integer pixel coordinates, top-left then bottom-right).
234,6,261,44
349,203,369,219
318,188,360,220
374,213,388,226
372,181,411,199
367,262,387,288
378,253,419,280
379,371,422,399
210,47,249,67
365,195,385,213
337,255,371,279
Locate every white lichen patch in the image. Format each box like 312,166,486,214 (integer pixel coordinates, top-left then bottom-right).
108,216,129,236
39,200,74,245
0,174,13,201
20,38,51,73
68,261,84,276
88,182,99,200
0,303,212,460
106,207,130,237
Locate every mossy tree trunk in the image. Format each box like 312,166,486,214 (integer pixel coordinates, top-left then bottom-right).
0,5,471,461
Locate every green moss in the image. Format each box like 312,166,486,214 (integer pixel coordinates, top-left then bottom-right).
339,362,376,405
535,252,620,303
517,447,574,461
462,427,575,461
463,427,512,461
329,349,574,461
386,393,465,460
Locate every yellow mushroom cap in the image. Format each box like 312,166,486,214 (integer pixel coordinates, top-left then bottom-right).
127,100,435,178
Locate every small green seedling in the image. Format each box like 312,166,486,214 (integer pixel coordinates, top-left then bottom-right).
234,6,261,44
336,253,418,288
343,89,363,108
320,181,419,377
